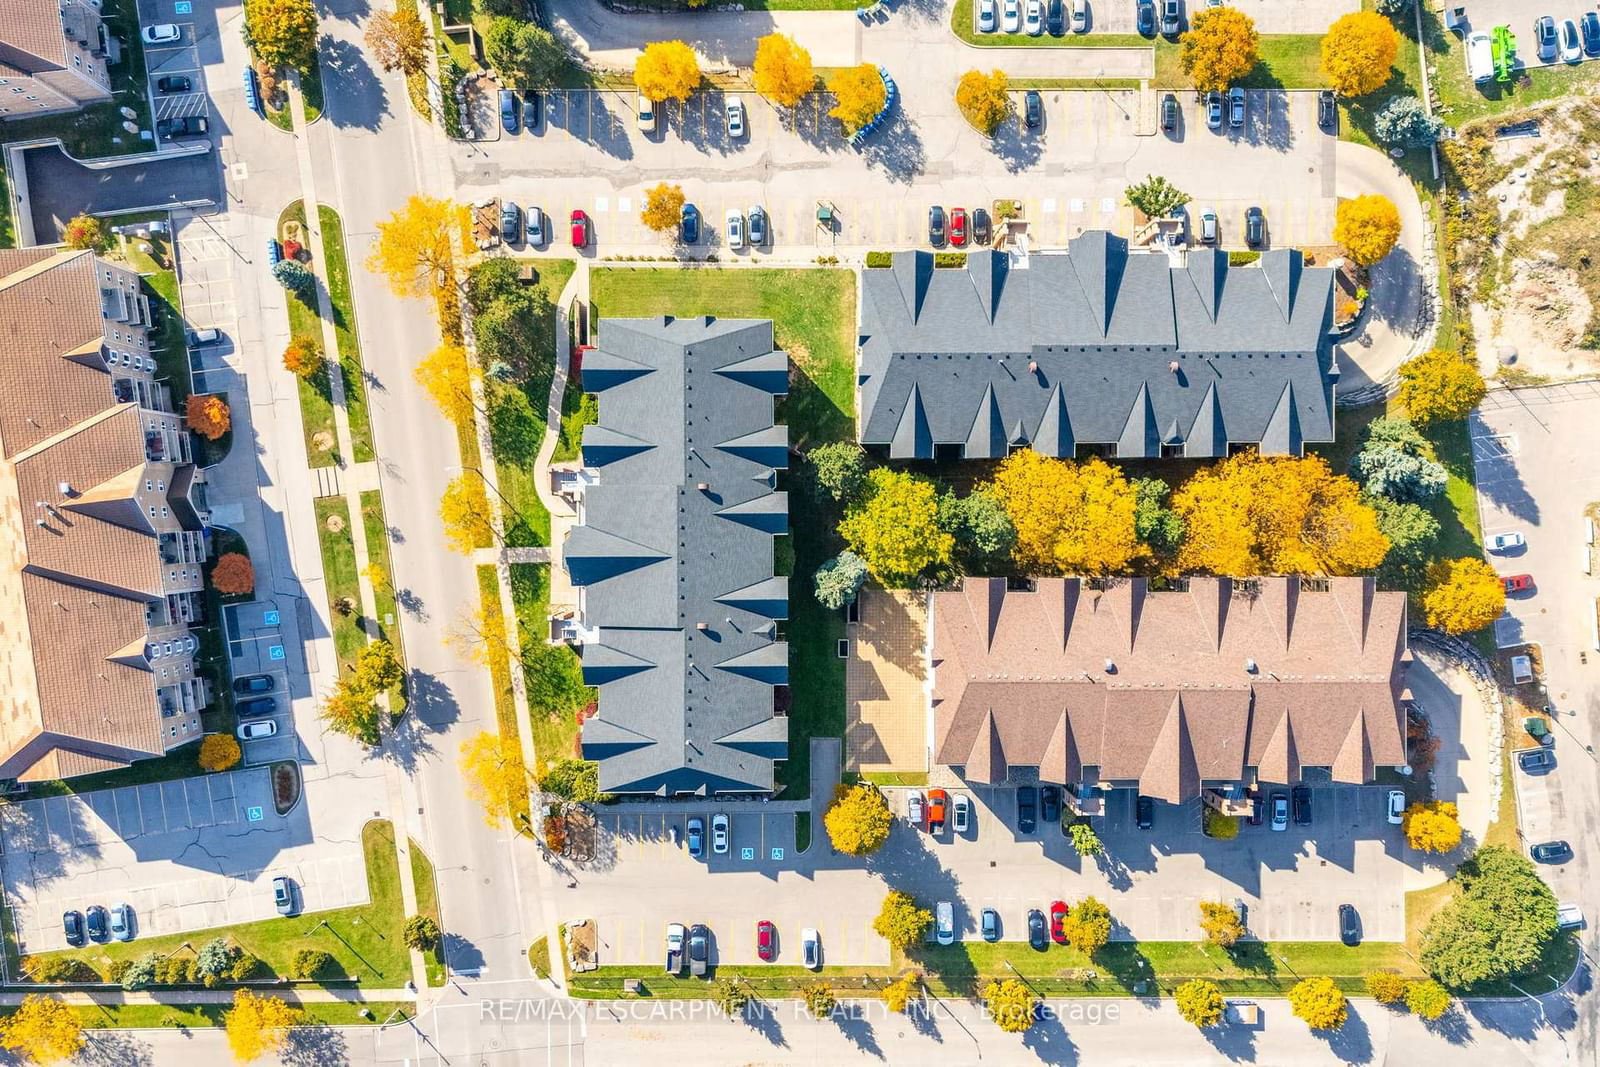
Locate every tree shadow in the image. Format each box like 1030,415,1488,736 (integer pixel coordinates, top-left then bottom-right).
858,113,927,185
990,116,1043,173
404,669,462,728
1021,1006,1082,1065
77,1031,155,1067
833,1008,885,1059
442,931,487,976
1318,1005,1375,1064
280,1022,349,1067
319,36,387,131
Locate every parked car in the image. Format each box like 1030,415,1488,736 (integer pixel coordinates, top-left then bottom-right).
688,924,710,977
1291,785,1311,825
725,209,745,250
156,75,192,95
1536,15,1558,62
928,205,946,246
522,89,541,132
1503,573,1534,594
949,209,968,248
1071,0,1088,32
952,793,971,834
757,920,776,961
499,89,520,134
1519,747,1555,773
142,23,181,44
187,327,222,347
981,908,1000,942
1199,209,1217,244
1318,90,1337,129
711,812,729,854
1135,794,1154,830
500,200,522,244
1137,0,1155,36
1017,786,1038,833
1558,902,1586,930
687,815,705,857
1160,0,1181,36
748,205,767,246
1561,18,1582,63
1025,0,1043,35
1338,904,1361,946
1532,840,1573,863
1049,900,1068,944
802,927,820,968
527,206,546,247
236,697,276,718
1584,11,1600,56
1248,794,1263,826
726,97,746,139
1040,786,1061,824
1027,908,1048,950
109,903,134,942
233,674,275,695
1205,91,1223,130
927,788,949,833
1047,0,1065,35
1003,0,1021,32
972,207,992,245
86,905,109,943
978,0,997,31
1160,92,1178,132
158,116,209,139
1025,90,1043,129
637,94,657,133
570,209,590,248
680,203,700,244
63,910,84,947
907,791,925,826
1269,791,1289,831
665,922,685,973
1488,530,1526,552
237,719,278,741
1244,205,1265,247
936,901,955,945
1228,86,1245,128
1386,790,1406,825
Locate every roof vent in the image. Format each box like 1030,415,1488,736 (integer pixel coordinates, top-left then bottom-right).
696,622,708,630
1103,658,1117,674
1168,361,1180,373
1245,658,1258,674
58,481,75,496
1028,360,1038,373
696,482,709,491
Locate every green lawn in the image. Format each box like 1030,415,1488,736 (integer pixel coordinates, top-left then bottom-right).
588,267,857,800
279,202,339,468
360,491,401,649
314,497,366,671
26,821,413,986
11,1001,414,1030
317,206,375,463
552,379,597,464
510,563,586,771
17,744,205,801
408,837,447,986
1424,4,1600,123
476,565,532,822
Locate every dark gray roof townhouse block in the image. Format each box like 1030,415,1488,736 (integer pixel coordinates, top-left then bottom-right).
565,316,790,796
857,232,1339,460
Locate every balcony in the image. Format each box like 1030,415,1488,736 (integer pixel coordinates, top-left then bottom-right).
145,432,165,460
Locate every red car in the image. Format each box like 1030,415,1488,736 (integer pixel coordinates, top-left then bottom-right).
570,209,589,248
1049,900,1068,944
1504,574,1534,594
757,920,775,961
950,208,968,247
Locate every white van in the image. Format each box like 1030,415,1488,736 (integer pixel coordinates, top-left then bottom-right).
1467,31,1494,83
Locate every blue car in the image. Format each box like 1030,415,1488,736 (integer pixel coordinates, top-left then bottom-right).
499,89,520,134
680,203,700,244
687,816,704,857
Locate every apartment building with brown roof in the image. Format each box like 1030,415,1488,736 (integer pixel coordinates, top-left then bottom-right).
0,1,114,117
0,248,210,783
932,576,1409,811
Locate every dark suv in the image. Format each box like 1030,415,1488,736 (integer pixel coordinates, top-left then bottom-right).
157,116,209,139
928,206,947,247
1135,795,1154,830
233,674,275,695
1016,786,1037,834
1292,785,1311,825
1317,90,1337,130
237,696,276,718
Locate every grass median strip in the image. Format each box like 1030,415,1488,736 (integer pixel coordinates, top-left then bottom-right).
408,838,447,987
314,496,366,671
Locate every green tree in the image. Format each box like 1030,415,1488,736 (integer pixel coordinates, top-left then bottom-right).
1061,897,1111,955
523,641,592,716
1124,175,1191,219
1132,477,1186,557
984,978,1039,1033
1068,822,1103,857
839,468,953,586
1175,978,1225,1027
807,441,869,503
539,759,605,803
1352,421,1447,503
1289,976,1348,1030
1374,95,1444,148
939,489,1016,574
120,953,159,990
1372,496,1440,588
712,977,749,1016
196,938,240,984
873,891,934,951
291,948,336,981
404,915,441,951
1421,846,1559,989
272,258,315,297
815,551,869,610
483,17,568,86
1405,978,1452,1020
802,983,836,1019
823,783,893,854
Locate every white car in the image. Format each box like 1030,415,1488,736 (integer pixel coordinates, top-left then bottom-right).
1562,18,1583,63
527,206,546,247
1386,790,1406,825
1024,0,1043,35
801,927,821,968
1002,0,1021,32
935,901,955,945
1487,531,1526,552
726,97,745,139
711,812,729,854
1199,209,1217,243
725,209,745,249
952,793,970,834
907,791,925,825
1071,0,1088,32
978,0,997,31
1558,903,1585,930
237,719,278,741
636,94,657,133
141,24,181,45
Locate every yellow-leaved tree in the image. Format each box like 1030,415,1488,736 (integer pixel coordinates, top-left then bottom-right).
823,782,892,854
1396,349,1486,425
955,69,1011,136
984,978,1039,1033
1421,556,1504,633
0,994,83,1065
199,733,242,773
640,182,686,232
440,471,496,554
873,890,934,950
1334,194,1402,266
246,0,320,71
988,451,1140,575
1178,6,1259,93
368,195,469,313
827,64,887,135
1171,453,1389,575
365,7,428,76
882,973,923,1013
224,990,303,1063
1175,978,1225,1028
460,730,530,827
413,341,477,427
634,40,701,102
1288,976,1348,1031
1403,800,1463,854
838,468,952,586
752,33,814,108
1320,11,1399,98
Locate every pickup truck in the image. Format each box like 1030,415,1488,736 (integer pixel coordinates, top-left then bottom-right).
665,923,685,975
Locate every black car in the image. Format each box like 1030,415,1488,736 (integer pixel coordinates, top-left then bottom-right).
1519,747,1555,772
156,75,192,94
233,674,275,695
63,910,84,947
1136,0,1156,36
1338,904,1360,946
1584,12,1600,57
1017,786,1037,833
680,203,700,244
157,116,209,139
1024,90,1042,129
1040,785,1061,824
522,89,541,132
86,905,109,943
1532,840,1573,863
1291,785,1311,825
928,205,947,246
972,207,991,246
1317,90,1337,130
1244,206,1265,248
1135,795,1154,830
1027,908,1048,951
1248,795,1263,826
1160,92,1178,133
236,696,276,718
688,923,710,977
1047,0,1066,35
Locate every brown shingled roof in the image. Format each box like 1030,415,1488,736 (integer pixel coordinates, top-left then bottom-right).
932,576,1408,800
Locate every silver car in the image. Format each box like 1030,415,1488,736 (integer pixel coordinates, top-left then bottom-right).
936,901,955,945
711,812,729,854
726,97,746,139
1228,86,1245,128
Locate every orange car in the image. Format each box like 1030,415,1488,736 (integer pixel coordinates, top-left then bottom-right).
926,788,949,833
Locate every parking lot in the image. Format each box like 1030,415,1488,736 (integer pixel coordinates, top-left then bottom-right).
967,0,1356,35
139,21,214,145
222,599,298,763
0,767,368,953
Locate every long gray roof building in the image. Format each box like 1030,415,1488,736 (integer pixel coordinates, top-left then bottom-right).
858,232,1338,460
566,316,790,796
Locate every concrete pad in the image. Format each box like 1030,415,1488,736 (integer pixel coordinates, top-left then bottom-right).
112,787,146,841
184,778,215,828
138,783,169,836
160,781,189,830
85,791,121,840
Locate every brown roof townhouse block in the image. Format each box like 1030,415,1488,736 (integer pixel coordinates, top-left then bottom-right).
932,576,1410,802
0,0,114,117
0,248,210,784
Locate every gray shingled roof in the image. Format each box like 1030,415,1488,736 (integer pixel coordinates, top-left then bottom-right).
858,233,1337,460
566,317,790,796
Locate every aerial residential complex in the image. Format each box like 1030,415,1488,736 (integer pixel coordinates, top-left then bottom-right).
0,248,209,783
0,2,115,116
